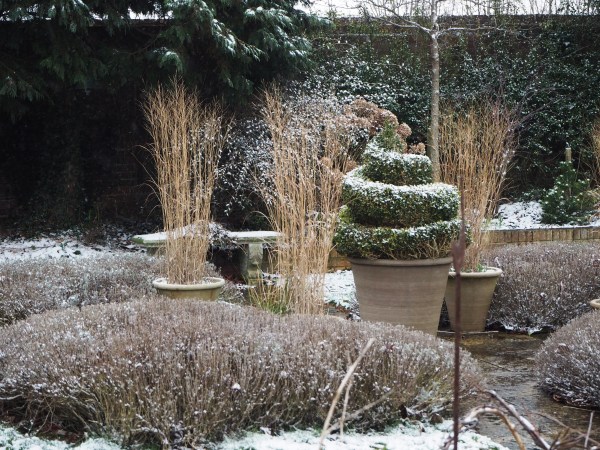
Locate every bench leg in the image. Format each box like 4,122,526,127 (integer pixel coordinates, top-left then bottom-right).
240,243,264,285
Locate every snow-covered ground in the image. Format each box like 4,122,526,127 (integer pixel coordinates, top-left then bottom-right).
489,201,600,229
0,421,508,450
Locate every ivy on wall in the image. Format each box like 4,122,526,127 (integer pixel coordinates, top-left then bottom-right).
309,16,600,193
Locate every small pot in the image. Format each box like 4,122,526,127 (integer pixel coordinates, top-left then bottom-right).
445,267,502,332
152,277,225,300
590,299,600,310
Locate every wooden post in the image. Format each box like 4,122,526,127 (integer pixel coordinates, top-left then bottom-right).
565,147,572,163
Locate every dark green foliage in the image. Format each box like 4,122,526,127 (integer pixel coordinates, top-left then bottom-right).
361,142,433,185
0,0,325,114
334,134,460,259
374,121,406,152
540,161,595,224
309,17,600,192
335,215,462,260
342,170,459,228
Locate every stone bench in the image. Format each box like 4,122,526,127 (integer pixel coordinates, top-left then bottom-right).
132,230,279,285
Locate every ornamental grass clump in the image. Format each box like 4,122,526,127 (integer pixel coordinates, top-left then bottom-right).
0,300,484,447
144,79,228,284
260,88,350,314
535,310,600,408
439,101,517,270
334,124,461,260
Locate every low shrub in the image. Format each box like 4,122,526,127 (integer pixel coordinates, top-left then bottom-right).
536,311,600,408
485,242,600,332
0,300,483,447
343,169,459,228
361,142,433,186
0,255,241,326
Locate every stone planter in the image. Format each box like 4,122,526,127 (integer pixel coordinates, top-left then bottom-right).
152,277,225,300
590,299,600,310
350,256,452,335
444,267,502,332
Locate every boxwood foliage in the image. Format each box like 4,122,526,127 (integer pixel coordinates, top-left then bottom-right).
361,142,433,185
343,169,459,228
0,299,483,447
334,138,460,259
535,311,600,409
335,214,462,260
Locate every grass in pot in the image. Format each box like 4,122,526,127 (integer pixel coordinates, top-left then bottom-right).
144,79,229,300
439,100,518,331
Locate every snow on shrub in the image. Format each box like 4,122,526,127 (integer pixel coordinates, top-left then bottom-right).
334,137,460,260
361,141,433,185
0,300,483,447
485,242,600,332
0,255,240,326
536,311,600,408
342,168,459,228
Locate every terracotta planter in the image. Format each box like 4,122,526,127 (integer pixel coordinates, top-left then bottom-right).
590,299,600,310
152,277,225,300
349,257,452,335
445,267,502,332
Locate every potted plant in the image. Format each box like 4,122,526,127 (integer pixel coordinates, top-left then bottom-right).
144,79,228,300
334,123,461,334
439,101,517,331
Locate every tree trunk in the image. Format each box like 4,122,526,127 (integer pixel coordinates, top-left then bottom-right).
427,32,441,181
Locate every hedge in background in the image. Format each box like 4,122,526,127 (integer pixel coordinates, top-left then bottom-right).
309,16,600,193
0,299,483,447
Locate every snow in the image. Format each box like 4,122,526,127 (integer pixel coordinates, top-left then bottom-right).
324,269,356,309
0,422,508,450
0,425,121,450
0,231,138,262
488,201,600,230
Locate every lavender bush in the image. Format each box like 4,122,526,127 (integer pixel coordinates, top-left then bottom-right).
536,311,600,408
485,242,600,332
0,255,241,326
0,300,483,447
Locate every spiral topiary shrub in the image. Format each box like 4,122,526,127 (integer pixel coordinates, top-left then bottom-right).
335,140,461,260
535,311,600,408
334,125,460,333
0,299,483,447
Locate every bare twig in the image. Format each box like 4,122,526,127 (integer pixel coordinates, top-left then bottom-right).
319,338,375,448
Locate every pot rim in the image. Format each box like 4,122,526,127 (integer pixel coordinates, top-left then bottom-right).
448,266,502,278
152,277,225,291
590,299,600,310
348,256,452,267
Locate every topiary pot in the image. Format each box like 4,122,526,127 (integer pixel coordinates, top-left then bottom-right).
152,277,225,300
444,267,502,332
350,257,453,334
334,129,461,335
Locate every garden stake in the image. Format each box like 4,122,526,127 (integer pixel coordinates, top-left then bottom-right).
451,192,467,450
